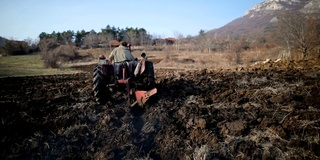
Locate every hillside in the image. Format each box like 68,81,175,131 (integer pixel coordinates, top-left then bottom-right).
208,0,319,38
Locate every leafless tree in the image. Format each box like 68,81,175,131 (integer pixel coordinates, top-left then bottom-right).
83,31,98,48
125,30,138,45
197,30,207,52
228,37,250,64
196,30,216,53
97,34,107,44
205,33,216,53
275,11,319,59
139,31,150,46
105,33,115,49
24,37,38,47
38,37,60,68
174,31,184,51
185,35,196,52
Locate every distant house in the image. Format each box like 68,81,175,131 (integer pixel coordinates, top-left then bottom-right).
165,37,176,45
108,40,120,47
152,37,176,46
152,39,166,45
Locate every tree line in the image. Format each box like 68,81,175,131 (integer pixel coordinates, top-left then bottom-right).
38,25,152,48
0,25,153,56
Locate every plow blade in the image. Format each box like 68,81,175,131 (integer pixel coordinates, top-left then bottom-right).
131,88,157,107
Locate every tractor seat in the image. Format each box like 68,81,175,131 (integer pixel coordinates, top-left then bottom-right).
113,61,138,78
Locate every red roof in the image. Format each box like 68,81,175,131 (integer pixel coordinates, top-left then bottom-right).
108,40,120,47
165,37,176,41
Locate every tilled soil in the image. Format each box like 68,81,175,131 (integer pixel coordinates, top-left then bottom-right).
1,59,320,160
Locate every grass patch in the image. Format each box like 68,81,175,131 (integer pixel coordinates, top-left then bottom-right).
0,55,79,78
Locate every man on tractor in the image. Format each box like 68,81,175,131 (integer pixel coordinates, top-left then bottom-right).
108,41,137,79
109,41,135,63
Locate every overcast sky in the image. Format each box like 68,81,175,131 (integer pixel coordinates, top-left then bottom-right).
0,0,264,41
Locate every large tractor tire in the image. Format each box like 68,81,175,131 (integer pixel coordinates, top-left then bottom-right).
93,65,108,105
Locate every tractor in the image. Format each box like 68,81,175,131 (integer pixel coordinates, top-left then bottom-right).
92,52,157,106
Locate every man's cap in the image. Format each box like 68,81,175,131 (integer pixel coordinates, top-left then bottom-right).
121,41,127,46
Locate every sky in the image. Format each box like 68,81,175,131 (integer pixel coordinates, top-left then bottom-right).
0,0,264,41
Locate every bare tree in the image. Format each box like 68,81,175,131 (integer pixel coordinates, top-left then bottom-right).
204,33,216,53
139,31,150,46
182,35,194,52
83,30,98,48
126,30,138,45
24,37,37,46
228,37,250,64
174,31,184,51
105,33,115,50
97,34,106,44
196,30,217,53
38,37,60,68
275,11,319,59
197,30,207,52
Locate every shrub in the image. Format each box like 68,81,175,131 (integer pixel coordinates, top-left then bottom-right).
41,50,60,68
2,40,29,55
54,45,79,62
39,37,78,68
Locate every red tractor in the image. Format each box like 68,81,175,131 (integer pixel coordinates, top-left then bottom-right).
93,53,157,106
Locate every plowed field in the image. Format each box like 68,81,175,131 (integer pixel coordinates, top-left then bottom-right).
1,59,320,159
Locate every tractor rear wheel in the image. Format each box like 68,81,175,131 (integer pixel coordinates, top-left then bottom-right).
93,65,108,104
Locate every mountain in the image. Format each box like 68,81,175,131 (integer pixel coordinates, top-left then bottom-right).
208,0,320,38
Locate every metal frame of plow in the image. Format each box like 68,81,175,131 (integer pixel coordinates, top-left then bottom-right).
131,88,157,107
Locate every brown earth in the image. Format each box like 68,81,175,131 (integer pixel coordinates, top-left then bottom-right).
1,59,320,159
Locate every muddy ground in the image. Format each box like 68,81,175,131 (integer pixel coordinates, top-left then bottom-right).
1,59,320,160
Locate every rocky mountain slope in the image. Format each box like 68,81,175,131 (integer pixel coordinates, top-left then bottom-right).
208,0,319,38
